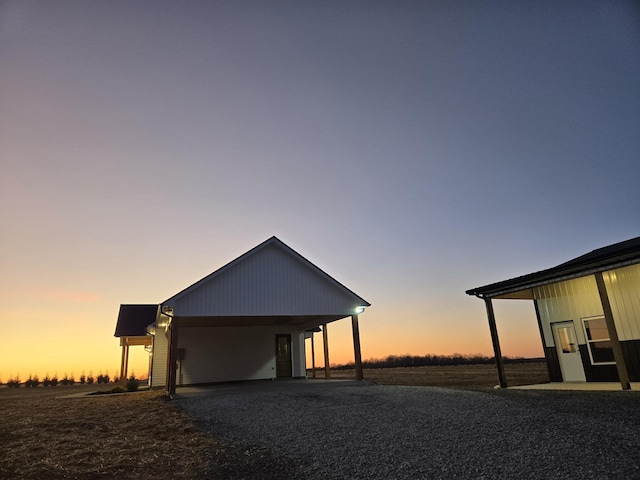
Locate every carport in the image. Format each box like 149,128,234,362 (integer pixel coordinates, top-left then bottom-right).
148,237,370,393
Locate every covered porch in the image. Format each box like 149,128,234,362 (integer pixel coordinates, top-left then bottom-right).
466,237,640,391
162,310,366,395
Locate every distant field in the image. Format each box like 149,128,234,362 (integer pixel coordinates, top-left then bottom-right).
313,362,550,389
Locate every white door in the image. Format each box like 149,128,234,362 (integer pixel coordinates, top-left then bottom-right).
552,322,586,382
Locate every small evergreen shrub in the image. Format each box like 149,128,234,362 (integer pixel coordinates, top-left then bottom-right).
126,375,139,392
50,374,59,387
7,377,21,388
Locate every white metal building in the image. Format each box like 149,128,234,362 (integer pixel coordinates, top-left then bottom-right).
115,237,370,392
466,236,640,389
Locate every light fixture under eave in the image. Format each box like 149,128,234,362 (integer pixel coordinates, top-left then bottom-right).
354,306,365,314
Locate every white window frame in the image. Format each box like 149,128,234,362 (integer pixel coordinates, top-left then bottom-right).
581,316,616,365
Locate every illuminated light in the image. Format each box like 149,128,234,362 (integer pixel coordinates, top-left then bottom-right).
355,306,365,314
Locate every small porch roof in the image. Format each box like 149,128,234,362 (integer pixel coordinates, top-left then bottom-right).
466,236,640,299
114,304,159,337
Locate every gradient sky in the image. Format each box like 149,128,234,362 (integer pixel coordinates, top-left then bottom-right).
2,1,639,380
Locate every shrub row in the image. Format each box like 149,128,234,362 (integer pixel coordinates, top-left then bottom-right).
333,354,547,370
2,371,141,388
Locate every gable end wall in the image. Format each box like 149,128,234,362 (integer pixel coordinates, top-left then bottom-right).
173,243,361,316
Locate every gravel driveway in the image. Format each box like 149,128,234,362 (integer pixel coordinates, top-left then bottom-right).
175,380,640,480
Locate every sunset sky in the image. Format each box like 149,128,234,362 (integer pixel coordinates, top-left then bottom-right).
2,1,639,381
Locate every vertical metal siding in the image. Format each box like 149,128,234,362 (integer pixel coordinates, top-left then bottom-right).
291,332,305,377
534,276,602,347
604,264,640,341
534,266,640,347
173,244,360,316
150,326,168,388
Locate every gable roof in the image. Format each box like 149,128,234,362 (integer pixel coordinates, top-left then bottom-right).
466,236,640,299
163,236,370,317
114,304,159,337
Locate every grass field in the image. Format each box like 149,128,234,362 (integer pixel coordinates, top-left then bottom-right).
0,363,549,478
324,362,550,389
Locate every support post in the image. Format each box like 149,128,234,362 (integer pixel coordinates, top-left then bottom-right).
119,340,129,385
352,314,364,381
311,333,316,378
594,272,631,390
322,323,330,379
165,324,173,394
484,297,507,388
166,319,180,395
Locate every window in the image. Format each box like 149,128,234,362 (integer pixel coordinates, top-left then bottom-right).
557,326,578,353
582,317,615,364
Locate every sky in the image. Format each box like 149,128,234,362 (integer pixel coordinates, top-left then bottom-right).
1,1,639,381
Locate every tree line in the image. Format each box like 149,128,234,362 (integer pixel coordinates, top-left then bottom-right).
333,353,545,370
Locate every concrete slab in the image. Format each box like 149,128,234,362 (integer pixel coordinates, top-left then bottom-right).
509,382,640,391
171,378,368,399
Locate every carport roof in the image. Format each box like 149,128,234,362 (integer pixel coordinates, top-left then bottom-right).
163,236,370,307
161,237,370,326
466,236,640,299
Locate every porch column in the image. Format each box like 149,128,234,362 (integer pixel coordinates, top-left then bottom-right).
484,297,507,388
594,272,631,390
352,314,364,381
311,333,316,378
322,323,330,379
166,319,180,395
119,339,130,385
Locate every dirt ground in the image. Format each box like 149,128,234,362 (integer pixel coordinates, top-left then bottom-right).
0,384,276,479
0,363,549,479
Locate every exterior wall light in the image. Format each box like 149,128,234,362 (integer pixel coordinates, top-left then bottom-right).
355,306,365,314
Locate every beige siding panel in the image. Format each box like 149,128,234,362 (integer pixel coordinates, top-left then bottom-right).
172,243,361,317
291,332,306,377
604,264,640,341
177,326,307,385
150,326,168,388
534,270,640,346
534,276,603,347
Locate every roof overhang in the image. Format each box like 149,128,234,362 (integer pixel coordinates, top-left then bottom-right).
466,236,640,300
171,314,350,330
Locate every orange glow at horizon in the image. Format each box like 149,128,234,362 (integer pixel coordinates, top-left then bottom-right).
1,284,542,382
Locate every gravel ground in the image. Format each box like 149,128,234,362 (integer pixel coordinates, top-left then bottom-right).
175,381,640,480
